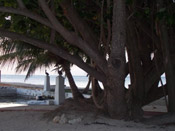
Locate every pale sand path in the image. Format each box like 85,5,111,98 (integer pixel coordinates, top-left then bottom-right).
0,111,172,131
0,104,174,131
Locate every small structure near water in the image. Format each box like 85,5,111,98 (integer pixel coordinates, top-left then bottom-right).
0,83,43,99
0,75,66,105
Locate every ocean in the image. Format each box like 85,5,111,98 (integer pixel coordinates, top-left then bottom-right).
1,74,166,88
1,75,88,88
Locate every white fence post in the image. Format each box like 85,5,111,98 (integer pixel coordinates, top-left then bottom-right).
54,75,65,105
0,70,1,83
44,75,50,91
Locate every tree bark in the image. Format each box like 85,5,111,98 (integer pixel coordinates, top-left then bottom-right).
143,84,168,106
17,0,26,9
82,76,91,94
160,25,175,112
157,0,175,112
91,78,104,109
144,52,164,93
126,21,144,119
105,0,128,119
63,63,84,99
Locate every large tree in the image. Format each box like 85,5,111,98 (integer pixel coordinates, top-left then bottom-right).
0,0,127,119
0,0,175,119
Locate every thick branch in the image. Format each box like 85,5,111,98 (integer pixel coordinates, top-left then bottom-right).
38,0,108,74
63,62,84,99
144,55,164,93
0,29,106,83
59,0,99,48
0,7,53,28
0,5,108,73
49,0,56,44
143,85,167,106
17,0,26,9
135,18,161,50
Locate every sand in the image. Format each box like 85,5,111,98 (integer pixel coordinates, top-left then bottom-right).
0,98,175,131
0,110,174,131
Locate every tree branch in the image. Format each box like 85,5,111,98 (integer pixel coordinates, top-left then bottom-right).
59,0,99,48
0,7,53,28
106,0,111,55
144,55,164,93
49,0,56,44
38,0,108,74
59,0,109,72
143,84,168,106
17,0,26,9
0,28,106,83
0,5,108,73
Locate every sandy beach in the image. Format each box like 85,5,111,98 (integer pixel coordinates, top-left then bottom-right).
0,98,175,131
0,110,174,131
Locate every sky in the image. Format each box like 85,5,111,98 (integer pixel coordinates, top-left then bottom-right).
0,41,87,76
0,64,87,76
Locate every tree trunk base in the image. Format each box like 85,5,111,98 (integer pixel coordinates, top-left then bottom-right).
105,88,128,119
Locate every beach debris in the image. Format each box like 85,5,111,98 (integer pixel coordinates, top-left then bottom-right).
68,117,82,124
59,114,68,124
53,116,61,123
53,114,68,124
53,114,83,124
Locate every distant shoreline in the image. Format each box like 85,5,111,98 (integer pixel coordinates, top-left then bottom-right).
0,75,89,87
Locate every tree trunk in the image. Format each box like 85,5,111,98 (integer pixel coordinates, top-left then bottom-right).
82,76,91,94
160,25,175,112
105,0,128,119
126,21,144,119
157,0,175,112
63,63,84,99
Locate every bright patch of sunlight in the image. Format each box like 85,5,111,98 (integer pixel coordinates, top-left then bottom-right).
0,103,28,108
5,16,11,20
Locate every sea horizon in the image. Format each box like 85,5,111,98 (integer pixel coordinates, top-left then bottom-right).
0,74,166,89
1,74,89,88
